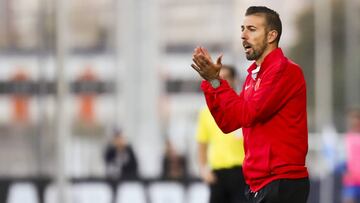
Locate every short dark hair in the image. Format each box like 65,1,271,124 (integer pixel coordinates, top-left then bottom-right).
245,6,282,44
222,65,237,79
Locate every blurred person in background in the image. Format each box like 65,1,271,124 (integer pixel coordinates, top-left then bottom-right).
11,69,30,124
104,128,139,179
342,108,360,203
196,65,246,203
161,139,188,180
191,6,309,203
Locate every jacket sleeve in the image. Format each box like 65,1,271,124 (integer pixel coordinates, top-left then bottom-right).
201,60,303,133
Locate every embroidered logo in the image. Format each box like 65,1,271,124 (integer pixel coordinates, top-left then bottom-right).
254,78,261,91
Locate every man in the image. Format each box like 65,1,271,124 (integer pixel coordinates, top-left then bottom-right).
342,108,360,203
196,65,246,203
191,6,309,203
104,129,139,179
162,139,188,180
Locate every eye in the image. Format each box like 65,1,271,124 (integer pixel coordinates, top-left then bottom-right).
249,27,256,32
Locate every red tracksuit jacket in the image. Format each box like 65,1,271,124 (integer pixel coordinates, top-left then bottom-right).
201,48,308,192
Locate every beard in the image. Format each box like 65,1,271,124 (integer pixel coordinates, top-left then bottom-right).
245,38,268,61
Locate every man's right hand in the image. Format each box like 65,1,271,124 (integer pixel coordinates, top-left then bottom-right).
191,46,223,81
200,167,217,184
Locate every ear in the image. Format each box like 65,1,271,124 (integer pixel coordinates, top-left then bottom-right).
267,30,278,44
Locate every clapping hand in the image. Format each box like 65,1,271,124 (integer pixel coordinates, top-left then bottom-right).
191,46,223,81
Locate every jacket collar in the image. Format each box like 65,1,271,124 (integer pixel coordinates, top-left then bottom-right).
247,48,284,74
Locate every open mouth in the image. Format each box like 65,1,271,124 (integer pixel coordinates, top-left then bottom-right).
243,42,252,52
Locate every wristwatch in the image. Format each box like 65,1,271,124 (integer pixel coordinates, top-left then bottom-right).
209,78,220,89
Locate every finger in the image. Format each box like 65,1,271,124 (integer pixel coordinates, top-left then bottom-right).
193,54,209,67
192,47,197,56
200,47,213,61
201,47,211,58
191,64,208,80
192,57,205,69
199,47,206,55
193,46,202,55
195,48,213,64
198,54,212,66
192,49,199,57
216,54,223,65
191,64,201,72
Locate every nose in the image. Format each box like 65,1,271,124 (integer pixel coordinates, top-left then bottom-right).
241,30,247,40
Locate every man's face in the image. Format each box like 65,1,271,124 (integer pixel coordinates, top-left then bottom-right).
113,135,126,149
241,14,268,61
220,68,235,88
348,112,360,132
